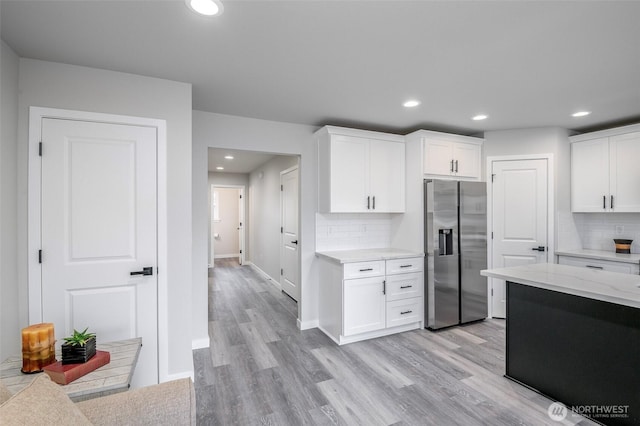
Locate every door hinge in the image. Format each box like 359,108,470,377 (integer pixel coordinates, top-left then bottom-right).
239,194,242,199
281,226,283,234
39,142,43,156
38,250,42,263
491,288,494,296
491,173,495,182
239,222,242,227
280,268,283,276
491,232,494,239
239,250,242,254
281,184,283,191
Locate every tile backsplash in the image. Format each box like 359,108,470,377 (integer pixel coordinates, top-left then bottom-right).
316,213,392,251
574,213,640,253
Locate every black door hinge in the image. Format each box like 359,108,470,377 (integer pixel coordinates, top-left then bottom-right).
239,194,242,199
38,250,42,263
491,232,494,239
491,174,495,182
240,250,242,254
281,268,283,275
281,227,283,233
281,184,283,191
39,142,43,156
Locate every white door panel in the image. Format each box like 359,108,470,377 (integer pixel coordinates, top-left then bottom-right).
280,167,300,301
41,118,158,387
491,159,548,318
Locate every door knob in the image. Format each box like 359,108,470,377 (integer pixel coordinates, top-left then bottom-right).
130,267,153,276
531,246,546,252
291,240,298,245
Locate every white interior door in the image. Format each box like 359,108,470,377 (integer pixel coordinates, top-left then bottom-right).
41,118,158,387
238,188,245,265
491,158,548,318
280,167,300,301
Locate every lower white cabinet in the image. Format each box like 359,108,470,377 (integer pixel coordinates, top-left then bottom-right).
318,256,424,345
557,255,640,275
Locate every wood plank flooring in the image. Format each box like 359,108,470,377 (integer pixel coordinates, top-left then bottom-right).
193,259,596,425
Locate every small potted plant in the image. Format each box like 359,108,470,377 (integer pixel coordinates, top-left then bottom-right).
61,328,96,365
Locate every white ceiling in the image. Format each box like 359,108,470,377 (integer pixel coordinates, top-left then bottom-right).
1,0,639,136
207,148,276,173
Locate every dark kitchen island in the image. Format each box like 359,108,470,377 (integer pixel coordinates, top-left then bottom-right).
482,263,640,426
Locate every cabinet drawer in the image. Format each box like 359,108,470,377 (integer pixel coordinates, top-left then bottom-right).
386,257,423,275
558,256,639,274
386,272,423,302
343,261,385,279
386,298,422,328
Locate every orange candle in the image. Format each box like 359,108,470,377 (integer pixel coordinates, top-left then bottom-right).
21,323,56,373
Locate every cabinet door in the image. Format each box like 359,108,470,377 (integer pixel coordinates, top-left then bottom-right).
610,132,640,212
452,142,481,179
571,138,610,212
369,139,405,212
330,136,368,212
424,139,454,176
343,276,386,336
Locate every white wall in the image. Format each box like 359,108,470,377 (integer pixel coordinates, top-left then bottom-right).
0,40,20,361
208,172,250,263
249,155,298,281
316,213,393,251
484,127,581,251
193,110,319,330
16,59,194,380
213,187,241,257
574,213,640,253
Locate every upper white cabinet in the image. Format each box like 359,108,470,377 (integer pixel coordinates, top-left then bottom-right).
408,130,483,180
571,124,640,212
317,126,405,213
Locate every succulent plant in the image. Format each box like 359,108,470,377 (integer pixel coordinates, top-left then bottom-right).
62,327,96,347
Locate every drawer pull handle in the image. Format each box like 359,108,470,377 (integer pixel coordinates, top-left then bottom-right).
399,264,413,268
400,310,413,315
586,265,603,270
359,268,373,272
400,285,413,289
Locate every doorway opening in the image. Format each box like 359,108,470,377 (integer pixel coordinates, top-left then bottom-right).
210,185,245,266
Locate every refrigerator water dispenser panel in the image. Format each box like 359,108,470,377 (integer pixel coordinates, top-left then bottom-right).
439,229,454,256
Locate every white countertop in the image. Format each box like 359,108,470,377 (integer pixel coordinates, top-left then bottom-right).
481,263,640,309
555,249,640,265
315,248,424,264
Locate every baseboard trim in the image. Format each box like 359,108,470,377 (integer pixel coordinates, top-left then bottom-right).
191,337,210,350
298,318,319,330
214,254,240,259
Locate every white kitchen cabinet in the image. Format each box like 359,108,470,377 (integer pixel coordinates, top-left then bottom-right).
317,255,424,345
414,131,483,180
570,125,640,212
316,126,405,213
557,255,639,275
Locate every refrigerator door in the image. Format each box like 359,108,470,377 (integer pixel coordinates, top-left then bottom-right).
425,180,459,329
459,181,488,323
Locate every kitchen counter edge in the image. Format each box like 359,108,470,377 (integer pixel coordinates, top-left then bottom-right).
481,263,640,309
555,249,640,264
315,249,424,264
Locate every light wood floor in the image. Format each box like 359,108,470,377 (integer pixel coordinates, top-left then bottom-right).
193,259,595,425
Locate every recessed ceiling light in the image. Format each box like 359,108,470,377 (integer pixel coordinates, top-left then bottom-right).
472,114,488,121
216,166,224,170
572,111,591,117
403,100,421,108
224,155,234,160
185,0,223,16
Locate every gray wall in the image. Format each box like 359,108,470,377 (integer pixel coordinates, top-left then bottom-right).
193,110,319,332
16,59,194,380
1,40,20,360
249,155,298,281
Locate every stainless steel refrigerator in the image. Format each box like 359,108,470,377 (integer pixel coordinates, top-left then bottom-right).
424,179,487,330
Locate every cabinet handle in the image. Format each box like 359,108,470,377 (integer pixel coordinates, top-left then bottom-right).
359,268,373,272
399,264,413,268
611,195,614,210
400,285,413,289
372,196,375,210
400,310,413,315
586,265,604,270
450,159,454,172
603,195,606,209
367,196,370,210
455,160,458,173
